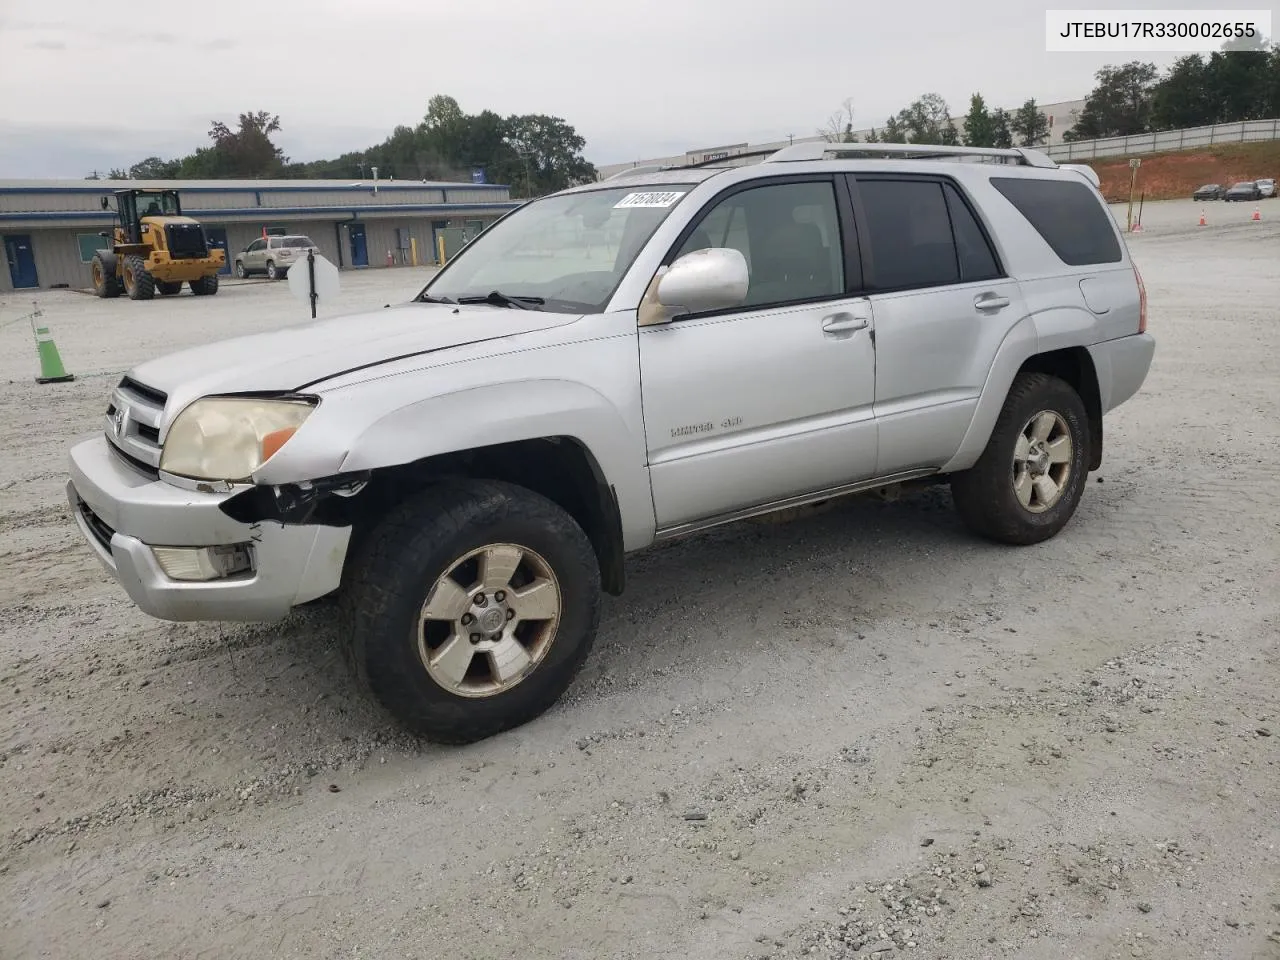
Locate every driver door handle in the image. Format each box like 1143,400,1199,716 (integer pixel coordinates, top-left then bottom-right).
822,313,869,334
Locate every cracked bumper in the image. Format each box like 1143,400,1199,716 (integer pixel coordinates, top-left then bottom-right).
66,435,350,622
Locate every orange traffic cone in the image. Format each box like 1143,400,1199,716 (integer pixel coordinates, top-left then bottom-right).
1252,207,1261,221
1198,210,1206,226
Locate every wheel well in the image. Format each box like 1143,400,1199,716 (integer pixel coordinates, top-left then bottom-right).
1018,347,1103,470
344,438,625,596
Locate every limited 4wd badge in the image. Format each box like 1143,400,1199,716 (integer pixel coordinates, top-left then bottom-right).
614,191,686,209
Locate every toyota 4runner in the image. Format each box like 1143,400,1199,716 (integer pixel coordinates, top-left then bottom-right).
67,142,1156,743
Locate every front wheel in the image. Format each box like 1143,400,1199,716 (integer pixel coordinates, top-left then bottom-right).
950,372,1090,546
340,480,602,743
234,260,247,279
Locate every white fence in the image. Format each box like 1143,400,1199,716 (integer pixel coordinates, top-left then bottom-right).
1046,119,1280,161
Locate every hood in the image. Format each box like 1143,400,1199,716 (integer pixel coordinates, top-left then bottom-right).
128,302,581,409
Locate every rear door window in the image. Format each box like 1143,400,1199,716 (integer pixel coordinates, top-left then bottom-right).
943,183,1002,282
990,176,1122,266
856,179,959,291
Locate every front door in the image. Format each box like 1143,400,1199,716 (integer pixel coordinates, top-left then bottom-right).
848,175,1026,475
4,235,39,288
639,178,879,530
348,223,368,267
205,227,231,275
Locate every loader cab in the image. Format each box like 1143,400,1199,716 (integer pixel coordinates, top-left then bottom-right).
104,189,182,244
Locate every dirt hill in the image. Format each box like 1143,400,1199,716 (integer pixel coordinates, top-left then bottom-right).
1088,141,1280,201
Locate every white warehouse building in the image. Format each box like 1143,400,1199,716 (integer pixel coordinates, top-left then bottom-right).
0,177,520,293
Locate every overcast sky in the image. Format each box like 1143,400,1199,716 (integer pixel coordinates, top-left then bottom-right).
0,0,1184,179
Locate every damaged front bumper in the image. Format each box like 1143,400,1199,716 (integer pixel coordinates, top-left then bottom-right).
67,435,351,622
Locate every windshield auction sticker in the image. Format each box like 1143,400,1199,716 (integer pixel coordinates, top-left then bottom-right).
614,192,686,208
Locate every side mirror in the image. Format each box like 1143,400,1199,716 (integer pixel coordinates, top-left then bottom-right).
100,197,109,210
656,247,749,316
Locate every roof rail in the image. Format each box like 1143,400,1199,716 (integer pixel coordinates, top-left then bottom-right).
602,164,675,181
763,141,1058,169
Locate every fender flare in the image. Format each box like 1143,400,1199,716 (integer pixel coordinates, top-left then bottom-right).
941,307,1104,474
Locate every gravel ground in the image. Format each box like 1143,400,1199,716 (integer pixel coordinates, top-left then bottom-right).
1,200,1278,960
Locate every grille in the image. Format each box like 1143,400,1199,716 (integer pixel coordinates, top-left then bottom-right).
75,495,116,552
105,377,168,475
165,223,209,259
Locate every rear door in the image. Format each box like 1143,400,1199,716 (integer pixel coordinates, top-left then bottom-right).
847,174,1025,475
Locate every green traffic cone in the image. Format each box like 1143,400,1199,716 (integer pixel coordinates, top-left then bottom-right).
34,321,74,384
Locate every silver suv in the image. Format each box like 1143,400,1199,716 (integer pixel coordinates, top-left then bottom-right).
233,235,318,280
66,143,1155,743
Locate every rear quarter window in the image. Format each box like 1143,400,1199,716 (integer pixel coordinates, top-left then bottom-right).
990,177,1122,266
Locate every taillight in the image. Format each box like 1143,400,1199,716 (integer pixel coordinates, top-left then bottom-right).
1133,262,1147,334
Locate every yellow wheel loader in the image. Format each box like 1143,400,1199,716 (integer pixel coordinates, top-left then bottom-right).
90,189,226,300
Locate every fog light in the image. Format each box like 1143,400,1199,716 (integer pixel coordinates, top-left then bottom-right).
153,544,253,581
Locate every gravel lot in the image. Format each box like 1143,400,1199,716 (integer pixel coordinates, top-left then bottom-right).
2,199,1278,960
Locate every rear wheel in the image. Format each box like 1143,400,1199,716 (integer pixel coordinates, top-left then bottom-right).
156,281,183,296
950,372,1090,546
266,260,279,280
340,480,602,744
122,255,155,300
190,274,219,296
91,252,121,298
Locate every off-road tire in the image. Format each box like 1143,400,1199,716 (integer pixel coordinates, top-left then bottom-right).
266,260,278,280
122,255,154,300
340,480,602,744
950,372,1090,546
234,260,247,279
91,252,121,298
156,281,183,296
190,274,219,296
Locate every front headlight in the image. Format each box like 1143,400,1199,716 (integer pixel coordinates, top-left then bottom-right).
159,396,317,481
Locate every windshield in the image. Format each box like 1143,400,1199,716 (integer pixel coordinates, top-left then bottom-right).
418,184,697,313
137,193,179,217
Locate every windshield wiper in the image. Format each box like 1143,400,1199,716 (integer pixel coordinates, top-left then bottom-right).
416,293,454,304
457,290,545,311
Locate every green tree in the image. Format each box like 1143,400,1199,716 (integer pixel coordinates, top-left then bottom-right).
962,94,996,147
1064,61,1160,140
205,111,288,177
1010,98,1051,147
128,156,181,179
990,108,1014,148
893,93,957,144
1149,54,1213,129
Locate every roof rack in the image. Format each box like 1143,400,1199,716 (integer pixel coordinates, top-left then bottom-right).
763,142,1058,168
602,164,674,181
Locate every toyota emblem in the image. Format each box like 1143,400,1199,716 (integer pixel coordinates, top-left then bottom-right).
111,406,126,439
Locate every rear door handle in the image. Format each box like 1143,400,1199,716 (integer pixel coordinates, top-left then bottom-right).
822,313,869,334
974,293,1011,311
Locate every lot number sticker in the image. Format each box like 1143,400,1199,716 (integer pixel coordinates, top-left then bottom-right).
614,191,686,208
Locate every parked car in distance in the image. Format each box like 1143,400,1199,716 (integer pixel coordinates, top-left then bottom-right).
1192,183,1224,201
1255,178,1276,198
234,235,319,280
1224,181,1261,202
